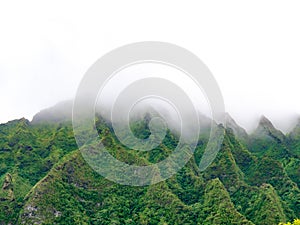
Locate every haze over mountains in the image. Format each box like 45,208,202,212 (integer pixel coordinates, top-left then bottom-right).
0,101,299,224
31,100,300,135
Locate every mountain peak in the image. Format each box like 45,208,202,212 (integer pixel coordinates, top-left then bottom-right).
225,113,248,140
289,116,300,140
258,115,274,128
31,100,73,124
225,113,240,128
254,115,285,142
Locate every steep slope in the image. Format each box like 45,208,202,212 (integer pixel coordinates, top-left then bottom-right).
200,128,291,224
249,116,300,188
289,118,300,143
286,118,300,189
31,100,73,124
18,150,253,225
248,116,291,159
225,113,248,143
17,119,298,224
0,119,78,224
0,107,299,224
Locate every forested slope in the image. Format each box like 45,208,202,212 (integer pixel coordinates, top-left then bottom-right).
0,107,299,224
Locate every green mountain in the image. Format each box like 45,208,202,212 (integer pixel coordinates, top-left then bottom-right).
248,116,300,189
0,105,299,224
225,113,248,143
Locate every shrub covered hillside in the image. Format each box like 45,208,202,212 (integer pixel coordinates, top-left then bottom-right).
0,107,299,224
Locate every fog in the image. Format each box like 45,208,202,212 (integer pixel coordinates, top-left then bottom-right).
1,1,300,133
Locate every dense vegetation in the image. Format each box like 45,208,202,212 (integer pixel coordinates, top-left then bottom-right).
0,105,299,224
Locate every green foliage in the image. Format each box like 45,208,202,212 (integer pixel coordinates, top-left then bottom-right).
0,119,77,224
0,115,299,224
279,219,300,225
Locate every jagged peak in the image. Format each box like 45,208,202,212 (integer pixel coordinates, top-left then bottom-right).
289,116,300,139
258,115,274,129
225,113,240,128
254,115,285,142
225,113,248,139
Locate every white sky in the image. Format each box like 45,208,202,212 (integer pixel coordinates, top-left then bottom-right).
0,0,300,132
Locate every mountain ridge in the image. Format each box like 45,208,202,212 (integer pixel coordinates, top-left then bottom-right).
29,100,300,136
0,102,299,224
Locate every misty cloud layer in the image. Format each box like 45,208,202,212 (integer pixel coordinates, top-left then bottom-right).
1,1,300,133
